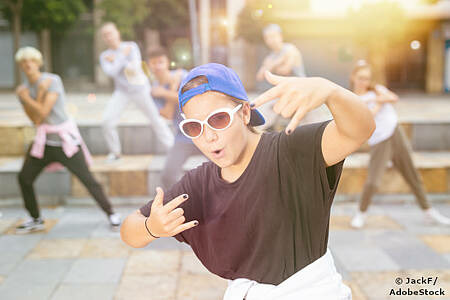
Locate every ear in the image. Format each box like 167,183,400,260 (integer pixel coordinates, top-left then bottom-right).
242,103,251,125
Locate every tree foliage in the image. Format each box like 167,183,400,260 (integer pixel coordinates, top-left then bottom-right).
1,0,86,33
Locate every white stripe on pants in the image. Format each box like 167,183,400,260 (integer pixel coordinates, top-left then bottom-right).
102,90,174,155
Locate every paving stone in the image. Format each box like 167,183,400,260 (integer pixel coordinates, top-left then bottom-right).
419,235,450,254
3,258,73,286
0,234,42,275
115,274,177,300
63,258,126,284
0,282,56,300
181,251,211,275
176,273,228,300
27,238,87,259
373,231,450,270
343,280,368,300
0,218,17,234
79,238,131,258
330,215,403,231
332,246,401,272
45,218,101,239
50,284,116,300
124,250,180,275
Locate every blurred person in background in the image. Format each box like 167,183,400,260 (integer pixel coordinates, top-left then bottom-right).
146,47,202,190
99,22,174,162
256,24,324,130
14,47,121,233
350,60,450,228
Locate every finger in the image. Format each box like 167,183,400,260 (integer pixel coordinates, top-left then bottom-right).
250,84,284,109
166,207,184,223
273,89,296,115
166,215,186,231
286,106,308,135
163,193,189,213
281,97,301,119
264,70,286,86
172,220,199,236
152,187,164,208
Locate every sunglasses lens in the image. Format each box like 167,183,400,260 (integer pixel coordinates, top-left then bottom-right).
182,121,202,138
208,112,231,130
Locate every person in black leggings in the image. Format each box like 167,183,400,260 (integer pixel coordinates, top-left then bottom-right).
14,46,121,233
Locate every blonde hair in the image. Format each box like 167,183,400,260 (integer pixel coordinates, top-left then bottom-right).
15,47,43,67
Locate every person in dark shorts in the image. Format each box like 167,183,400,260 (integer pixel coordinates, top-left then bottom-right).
121,63,375,299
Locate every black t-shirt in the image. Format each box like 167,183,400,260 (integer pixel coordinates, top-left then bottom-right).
140,120,344,285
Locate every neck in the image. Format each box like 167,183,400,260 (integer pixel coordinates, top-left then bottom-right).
221,132,262,182
354,87,369,95
27,71,42,84
111,41,121,50
156,70,171,83
272,43,283,53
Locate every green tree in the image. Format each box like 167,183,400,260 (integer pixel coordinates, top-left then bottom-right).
145,0,189,30
99,0,149,39
1,0,86,85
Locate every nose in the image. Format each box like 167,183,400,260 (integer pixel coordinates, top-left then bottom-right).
203,124,218,143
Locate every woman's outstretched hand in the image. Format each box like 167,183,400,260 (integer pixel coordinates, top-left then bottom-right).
147,187,198,238
250,71,338,135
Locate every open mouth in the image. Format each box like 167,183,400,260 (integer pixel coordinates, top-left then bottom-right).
211,148,224,158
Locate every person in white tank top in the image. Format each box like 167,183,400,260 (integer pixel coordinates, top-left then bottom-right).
350,60,450,228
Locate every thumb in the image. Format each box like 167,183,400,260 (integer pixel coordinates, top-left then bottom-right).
152,186,164,208
265,70,285,86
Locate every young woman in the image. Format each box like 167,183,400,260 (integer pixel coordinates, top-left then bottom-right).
14,47,121,233
121,63,375,299
350,60,450,228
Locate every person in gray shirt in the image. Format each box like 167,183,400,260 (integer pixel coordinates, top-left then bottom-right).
14,46,121,233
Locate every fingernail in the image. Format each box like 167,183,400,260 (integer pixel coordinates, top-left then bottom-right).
287,129,291,135
194,221,199,226
183,194,188,199
250,103,255,108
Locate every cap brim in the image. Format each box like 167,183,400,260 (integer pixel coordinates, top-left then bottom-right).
250,109,265,126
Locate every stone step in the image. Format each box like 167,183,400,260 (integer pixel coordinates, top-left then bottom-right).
0,152,449,202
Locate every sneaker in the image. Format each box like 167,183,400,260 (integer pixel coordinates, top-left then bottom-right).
109,213,122,228
16,218,45,234
351,211,367,229
424,208,450,226
105,153,120,163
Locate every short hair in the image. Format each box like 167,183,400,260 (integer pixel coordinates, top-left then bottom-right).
263,24,282,35
147,47,169,59
15,47,43,66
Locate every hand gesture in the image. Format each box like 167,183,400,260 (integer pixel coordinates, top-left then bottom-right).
16,84,29,99
146,187,198,238
105,54,115,62
122,45,131,57
151,86,167,99
38,78,52,93
251,71,336,134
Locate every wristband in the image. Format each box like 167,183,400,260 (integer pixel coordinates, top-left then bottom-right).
144,217,160,238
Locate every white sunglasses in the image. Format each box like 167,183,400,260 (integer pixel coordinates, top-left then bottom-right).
179,104,243,139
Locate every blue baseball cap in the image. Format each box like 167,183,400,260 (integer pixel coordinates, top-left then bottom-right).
178,63,265,126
